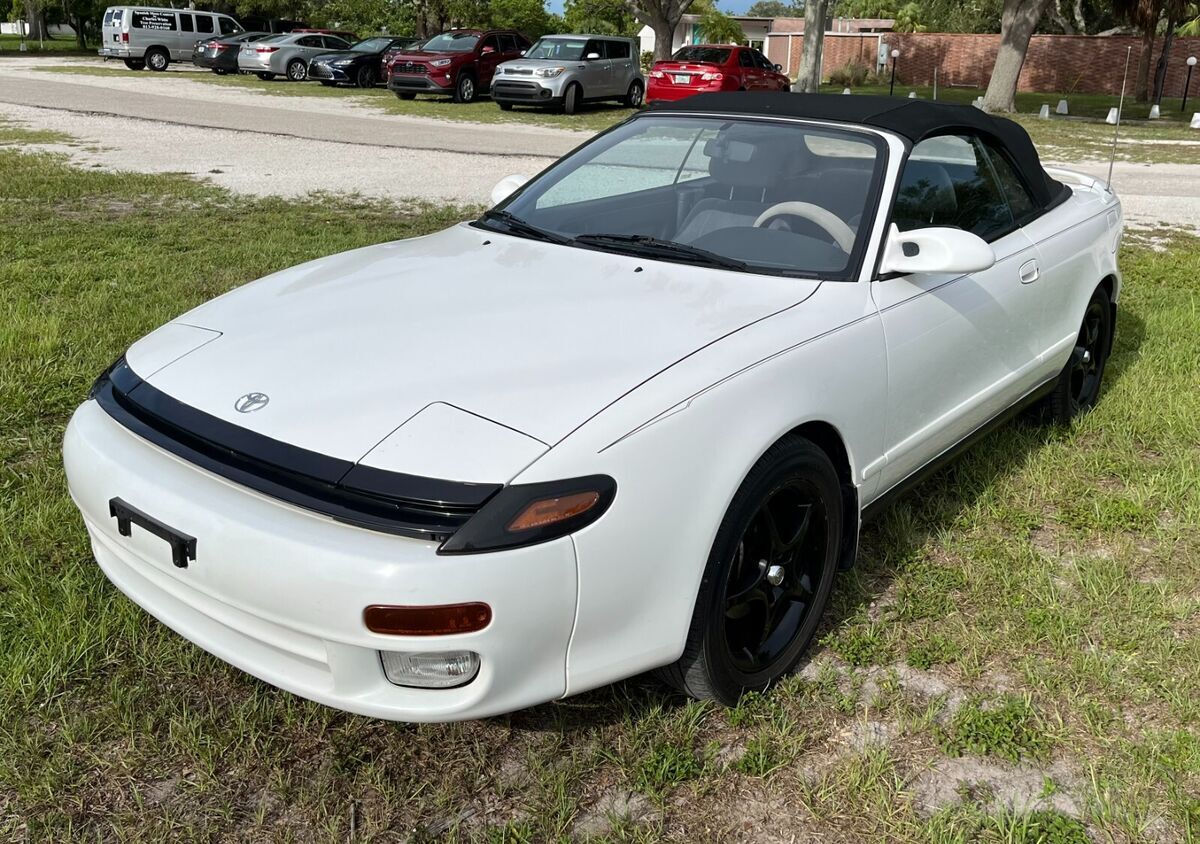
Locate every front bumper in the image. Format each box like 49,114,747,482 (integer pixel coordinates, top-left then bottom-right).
492,79,563,106
309,63,352,82
387,73,452,93
63,400,578,722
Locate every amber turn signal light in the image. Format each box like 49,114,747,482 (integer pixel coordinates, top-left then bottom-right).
364,603,492,636
506,491,600,532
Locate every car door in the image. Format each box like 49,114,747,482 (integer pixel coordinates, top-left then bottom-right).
581,38,613,97
476,33,503,90
176,12,193,58
754,49,786,89
871,133,1044,493
293,34,322,65
606,38,635,95
736,48,759,89
193,13,215,56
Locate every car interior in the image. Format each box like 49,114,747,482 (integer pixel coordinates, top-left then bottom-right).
515,122,881,276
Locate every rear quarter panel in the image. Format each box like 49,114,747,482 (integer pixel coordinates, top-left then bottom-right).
1019,179,1122,375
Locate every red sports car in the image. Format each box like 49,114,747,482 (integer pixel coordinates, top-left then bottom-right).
647,44,790,103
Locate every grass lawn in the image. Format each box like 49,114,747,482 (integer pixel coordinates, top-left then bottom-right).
2,139,1200,842
0,33,92,55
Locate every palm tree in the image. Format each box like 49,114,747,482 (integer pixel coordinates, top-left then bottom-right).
1113,0,1189,101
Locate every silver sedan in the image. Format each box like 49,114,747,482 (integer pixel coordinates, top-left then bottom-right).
237,32,352,81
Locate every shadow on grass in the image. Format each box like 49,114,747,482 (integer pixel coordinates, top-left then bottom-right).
508,303,1147,733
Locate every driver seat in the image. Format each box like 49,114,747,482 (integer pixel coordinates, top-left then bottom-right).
675,133,808,244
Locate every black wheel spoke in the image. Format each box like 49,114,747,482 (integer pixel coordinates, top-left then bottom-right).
721,479,828,675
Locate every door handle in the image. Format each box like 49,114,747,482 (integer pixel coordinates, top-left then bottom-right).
1019,259,1040,284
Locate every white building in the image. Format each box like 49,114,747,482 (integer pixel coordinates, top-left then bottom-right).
638,15,773,57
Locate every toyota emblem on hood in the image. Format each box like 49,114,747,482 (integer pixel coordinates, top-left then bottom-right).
234,392,270,413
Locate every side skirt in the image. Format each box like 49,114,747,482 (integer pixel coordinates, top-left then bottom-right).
860,374,1059,525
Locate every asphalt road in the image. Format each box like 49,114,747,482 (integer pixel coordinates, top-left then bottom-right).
0,64,583,158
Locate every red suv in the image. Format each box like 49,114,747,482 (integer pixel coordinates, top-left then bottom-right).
386,29,530,103
648,44,790,103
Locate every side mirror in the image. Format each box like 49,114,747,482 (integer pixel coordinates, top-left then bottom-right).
878,223,995,276
490,173,529,206
519,48,526,55
481,45,495,55
774,63,782,71
585,52,601,60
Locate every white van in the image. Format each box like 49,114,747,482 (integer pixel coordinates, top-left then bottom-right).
100,6,242,71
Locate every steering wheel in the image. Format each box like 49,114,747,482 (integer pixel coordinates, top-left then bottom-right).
753,202,856,253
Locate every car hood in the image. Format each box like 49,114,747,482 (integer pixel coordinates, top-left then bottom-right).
388,49,466,62
310,50,367,63
129,224,819,467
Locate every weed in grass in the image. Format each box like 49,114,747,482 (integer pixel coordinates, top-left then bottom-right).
906,632,960,670
823,621,892,667
937,695,1051,763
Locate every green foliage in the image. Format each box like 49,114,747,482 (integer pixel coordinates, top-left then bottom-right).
937,696,1051,762
998,810,1091,844
563,0,641,36
696,3,746,43
905,633,959,669
745,0,804,15
823,622,892,667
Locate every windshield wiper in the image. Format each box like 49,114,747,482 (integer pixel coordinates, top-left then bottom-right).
478,210,572,245
573,233,748,272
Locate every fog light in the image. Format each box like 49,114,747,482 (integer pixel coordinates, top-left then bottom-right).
379,650,480,688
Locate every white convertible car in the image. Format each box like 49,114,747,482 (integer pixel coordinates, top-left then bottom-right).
64,94,1122,721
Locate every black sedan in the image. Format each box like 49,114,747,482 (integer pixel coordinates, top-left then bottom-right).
192,32,271,74
308,36,420,88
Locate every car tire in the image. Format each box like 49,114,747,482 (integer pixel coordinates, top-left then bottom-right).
454,73,476,103
1044,286,1113,425
145,48,169,72
286,59,307,82
562,82,581,114
356,66,375,88
395,92,416,100
123,58,145,70
659,435,843,705
622,79,644,108
257,72,276,81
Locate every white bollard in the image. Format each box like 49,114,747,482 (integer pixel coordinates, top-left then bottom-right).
1056,99,1068,115
1191,112,1200,129
1149,104,1160,119
1105,107,1119,124
972,96,984,109
908,90,917,98
842,87,852,95
1038,104,1050,119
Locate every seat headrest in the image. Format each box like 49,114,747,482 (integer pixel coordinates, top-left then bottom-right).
896,160,957,224
705,131,808,188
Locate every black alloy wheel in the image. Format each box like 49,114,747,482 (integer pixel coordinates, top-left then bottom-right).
721,479,828,676
356,65,375,88
660,436,842,704
1045,286,1113,424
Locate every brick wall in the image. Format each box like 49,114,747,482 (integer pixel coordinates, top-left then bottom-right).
775,31,1200,96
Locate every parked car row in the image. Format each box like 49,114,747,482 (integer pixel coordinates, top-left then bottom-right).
101,5,791,113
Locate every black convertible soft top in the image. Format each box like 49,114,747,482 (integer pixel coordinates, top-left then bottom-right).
647,92,1067,209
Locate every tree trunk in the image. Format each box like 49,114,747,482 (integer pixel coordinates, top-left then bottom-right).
981,0,1052,113
23,0,49,41
793,0,830,93
1151,19,1176,104
1050,0,1076,34
1134,26,1155,102
651,15,675,60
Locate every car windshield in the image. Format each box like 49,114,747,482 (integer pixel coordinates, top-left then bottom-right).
524,38,587,60
422,32,479,52
488,117,883,280
671,46,731,64
350,37,391,52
